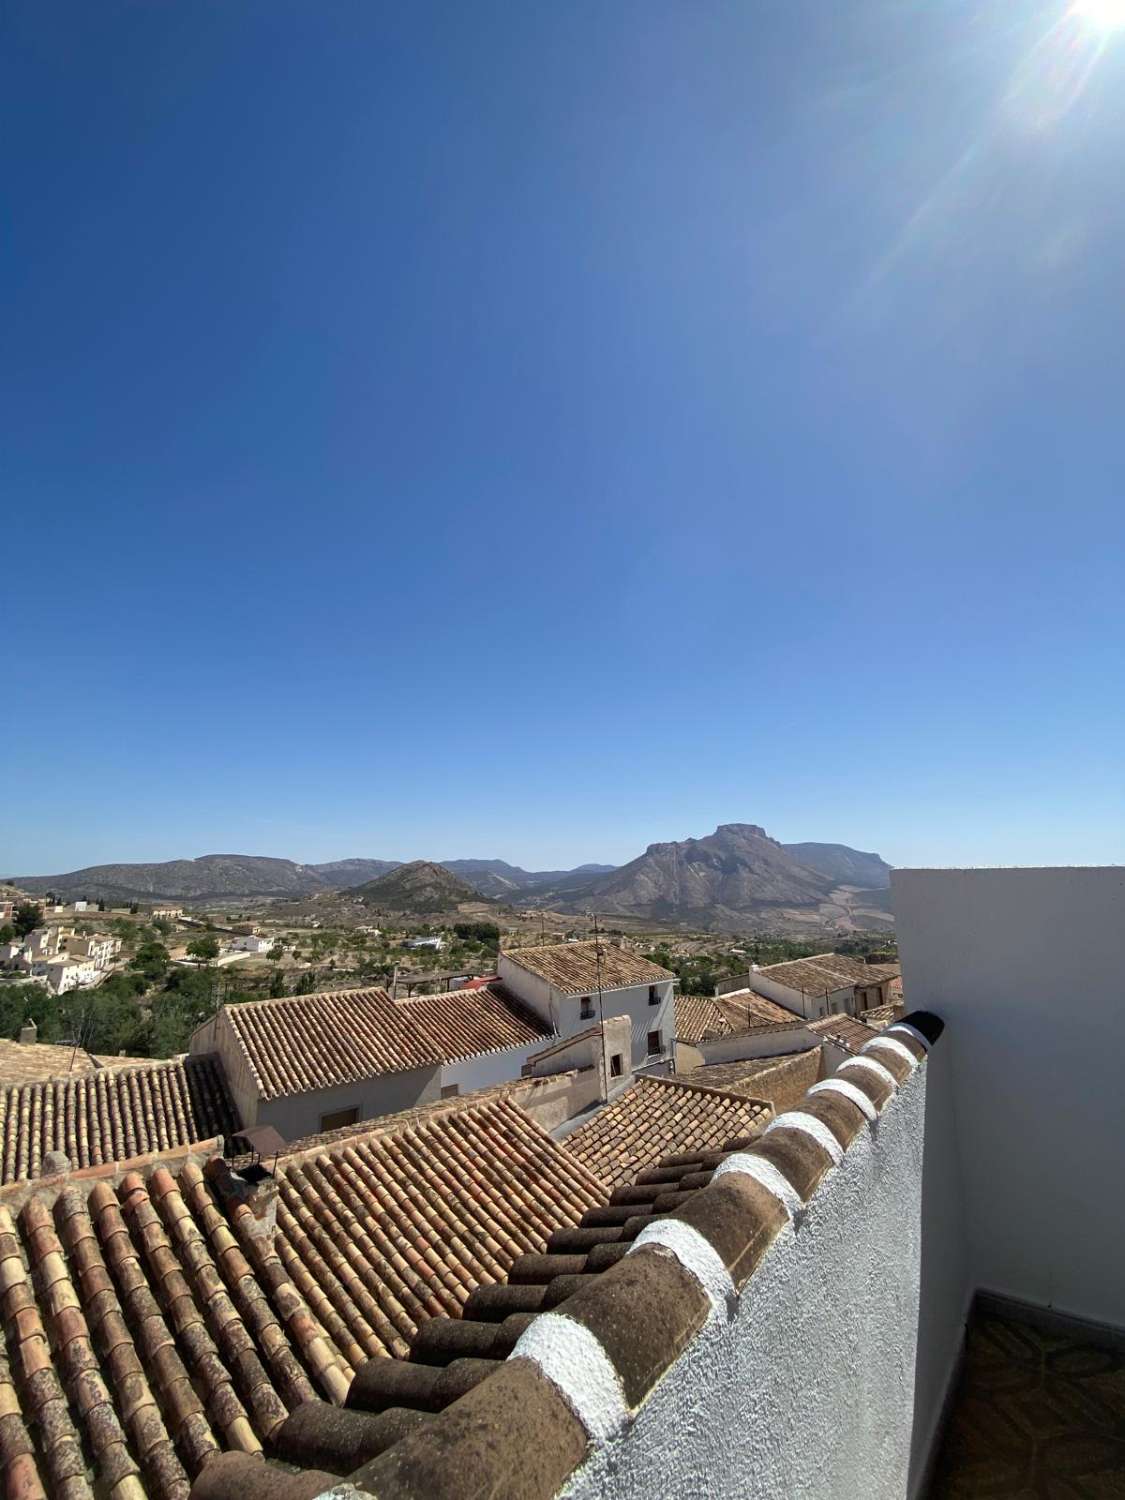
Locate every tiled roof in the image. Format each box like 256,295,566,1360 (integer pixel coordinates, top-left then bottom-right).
0,1094,605,1500
860,1002,904,1029
0,1040,111,1086
674,995,735,1044
565,1074,772,1189
806,1014,883,1054
811,954,900,985
753,957,851,995
693,1050,821,1100
220,984,549,1101
390,984,548,1062
0,1056,240,1185
188,1013,944,1500
716,990,802,1028
755,953,900,996
501,941,673,994
273,1097,605,1359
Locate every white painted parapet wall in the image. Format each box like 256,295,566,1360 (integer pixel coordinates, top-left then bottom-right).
554,1029,935,1500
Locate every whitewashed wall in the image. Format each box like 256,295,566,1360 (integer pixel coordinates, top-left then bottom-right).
441,1039,547,1095
498,955,675,1069
560,1057,931,1500
746,971,851,1020
894,865,1125,1331
691,1024,816,1066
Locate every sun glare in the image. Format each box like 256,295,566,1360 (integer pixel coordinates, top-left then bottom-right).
1073,0,1125,30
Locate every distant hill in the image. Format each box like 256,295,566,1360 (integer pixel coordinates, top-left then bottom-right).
350,861,482,914
440,859,617,898
781,843,892,889
309,858,401,888
9,855,328,903
9,831,889,929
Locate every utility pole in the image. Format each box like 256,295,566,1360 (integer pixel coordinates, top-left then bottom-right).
591,912,612,1098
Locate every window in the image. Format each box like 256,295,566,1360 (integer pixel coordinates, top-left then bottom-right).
441,1084,461,1100
648,985,660,1006
610,1053,624,1078
580,996,594,1019
319,1106,358,1132
646,1029,662,1057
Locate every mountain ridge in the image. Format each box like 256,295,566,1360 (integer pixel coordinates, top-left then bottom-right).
8,826,893,929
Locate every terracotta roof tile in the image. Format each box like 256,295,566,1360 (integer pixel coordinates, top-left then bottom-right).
271,1098,605,1359
858,1002,903,1029
714,990,801,1028
0,1089,606,1500
565,1074,772,1189
0,1057,240,1186
220,985,549,1102
674,996,735,1044
805,1014,883,1054
754,953,899,996
501,941,673,994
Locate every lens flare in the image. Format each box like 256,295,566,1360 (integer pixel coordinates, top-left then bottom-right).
1073,0,1125,30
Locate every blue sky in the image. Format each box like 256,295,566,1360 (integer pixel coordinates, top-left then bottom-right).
4,0,1123,876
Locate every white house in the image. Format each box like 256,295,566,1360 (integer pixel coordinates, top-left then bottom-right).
65,933,121,968
22,926,70,960
39,955,99,994
717,954,901,1020
230,933,271,955
497,940,676,1071
405,935,444,952
189,981,551,1141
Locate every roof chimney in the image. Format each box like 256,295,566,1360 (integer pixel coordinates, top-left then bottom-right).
19,1020,37,1046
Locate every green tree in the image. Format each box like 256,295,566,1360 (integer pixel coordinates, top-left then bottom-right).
268,968,287,998
130,940,170,986
268,941,285,962
152,917,173,937
187,935,220,963
0,925,14,944
13,903,43,938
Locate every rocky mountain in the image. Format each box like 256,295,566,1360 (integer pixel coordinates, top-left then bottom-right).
781,843,891,889
547,824,827,921
349,861,483,914
524,824,894,930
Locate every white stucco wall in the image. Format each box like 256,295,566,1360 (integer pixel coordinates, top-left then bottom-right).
498,955,675,1069
747,971,851,1020
440,1040,546,1095
256,1064,442,1142
894,865,1125,1332
691,1024,816,1066
560,1058,930,1500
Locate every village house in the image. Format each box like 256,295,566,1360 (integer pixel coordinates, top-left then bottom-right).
20,925,71,960
64,931,121,967
717,951,900,1020
37,954,100,993
497,939,677,1071
229,933,271,955
189,981,552,1141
